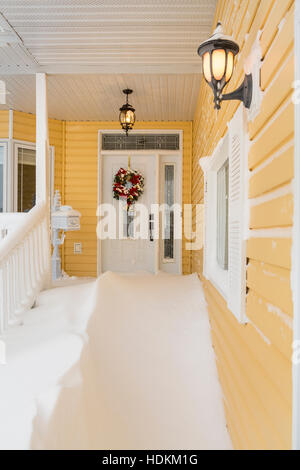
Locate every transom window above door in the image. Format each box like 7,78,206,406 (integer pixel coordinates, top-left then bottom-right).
102,133,180,151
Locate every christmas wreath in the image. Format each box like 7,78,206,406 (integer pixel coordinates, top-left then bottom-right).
113,168,144,207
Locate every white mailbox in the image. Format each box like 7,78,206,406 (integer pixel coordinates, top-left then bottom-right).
51,191,81,280
52,206,81,231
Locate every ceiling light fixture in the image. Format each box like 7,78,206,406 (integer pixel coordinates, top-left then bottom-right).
119,89,136,136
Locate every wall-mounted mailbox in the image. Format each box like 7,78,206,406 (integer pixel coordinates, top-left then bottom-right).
51,191,81,280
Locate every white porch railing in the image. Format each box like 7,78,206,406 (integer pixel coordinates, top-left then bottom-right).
0,203,50,333
0,213,27,240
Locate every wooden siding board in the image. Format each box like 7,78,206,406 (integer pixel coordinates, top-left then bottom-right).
247,260,293,317
249,145,294,198
249,101,294,170
261,4,294,90
247,237,292,270
250,193,293,229
249,54,294,139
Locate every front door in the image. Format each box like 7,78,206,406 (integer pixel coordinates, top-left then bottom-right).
101,154,157,273
100,152,182,274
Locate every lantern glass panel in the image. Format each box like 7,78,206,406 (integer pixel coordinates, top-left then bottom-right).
225,51,234,83
203,52,212,83
212,49,226,81
125,110,135,124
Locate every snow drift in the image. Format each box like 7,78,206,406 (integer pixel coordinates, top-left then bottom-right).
1,272,232,450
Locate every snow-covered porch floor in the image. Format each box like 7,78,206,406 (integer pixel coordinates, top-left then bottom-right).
0,272,232,450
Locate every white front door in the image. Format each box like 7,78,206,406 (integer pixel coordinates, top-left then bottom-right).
101,154,157,273
100,152,182,275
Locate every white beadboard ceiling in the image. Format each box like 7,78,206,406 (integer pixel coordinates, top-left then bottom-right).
0,73,202,120
0,0,216,120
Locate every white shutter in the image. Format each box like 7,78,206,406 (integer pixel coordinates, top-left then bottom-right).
227,105,247,323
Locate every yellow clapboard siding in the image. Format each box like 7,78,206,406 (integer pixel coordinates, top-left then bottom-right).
249,145,294,197
261,4,294,90
249,101,294,169
11,111,64,195
247,260,293,316
247,290,293,360
247,237,292,270
192,1,294,448
211,322,291,449
249,54,294,139
64,255,97,265
212,331,269,449
0,110,9,138
260,0,294,56
250,193,293,228
206,280,292,402
211,323,288,449
208,293,291,448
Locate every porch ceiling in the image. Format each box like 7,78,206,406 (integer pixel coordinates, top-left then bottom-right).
0,0,216,120
0,73,202,121
0,0,216,75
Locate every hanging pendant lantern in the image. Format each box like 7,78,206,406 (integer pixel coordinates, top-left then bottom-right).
119,89,136,136
197,23,252,110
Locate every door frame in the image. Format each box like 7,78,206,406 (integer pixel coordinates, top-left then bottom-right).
97,129,183,276
293,0,300,450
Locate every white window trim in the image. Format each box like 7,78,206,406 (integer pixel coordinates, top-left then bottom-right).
200,105,248,324
200,135,229,300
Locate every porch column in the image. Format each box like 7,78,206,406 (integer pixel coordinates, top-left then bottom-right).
35,72,50,206
36,72,51,286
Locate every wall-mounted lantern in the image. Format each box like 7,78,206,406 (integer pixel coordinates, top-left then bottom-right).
119,89,136,136
197,23,252,110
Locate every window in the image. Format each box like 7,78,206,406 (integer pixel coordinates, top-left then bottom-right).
200,105,247,323
13,143,55,212
163,164,175,261
17,146,36,212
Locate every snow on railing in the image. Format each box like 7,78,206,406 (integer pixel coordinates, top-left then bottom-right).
0,203,50,333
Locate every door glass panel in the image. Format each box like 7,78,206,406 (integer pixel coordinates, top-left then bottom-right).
0,146,4,212
123,208,135,239
164,164,175,260
17,147,36,212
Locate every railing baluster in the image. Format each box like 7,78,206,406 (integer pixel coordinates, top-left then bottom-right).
0,203,50,331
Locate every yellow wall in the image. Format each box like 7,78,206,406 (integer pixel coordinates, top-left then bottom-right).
193,0,294,450
0,110,9,138
12,110,64,196
1,111,192,276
